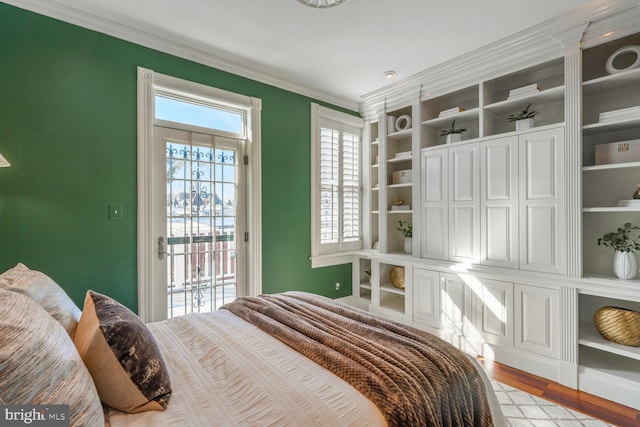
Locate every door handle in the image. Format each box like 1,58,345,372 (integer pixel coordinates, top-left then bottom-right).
158,237,167,259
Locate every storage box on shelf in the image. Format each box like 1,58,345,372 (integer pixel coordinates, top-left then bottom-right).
421,85,480,148
483,58,565,136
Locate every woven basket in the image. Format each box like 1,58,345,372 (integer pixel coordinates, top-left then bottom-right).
593,306,640,347
389,266,405,289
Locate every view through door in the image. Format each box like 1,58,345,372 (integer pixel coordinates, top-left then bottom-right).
154,127,246,318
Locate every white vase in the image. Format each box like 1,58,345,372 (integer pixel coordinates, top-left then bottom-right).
516,118,533,131
404,237,412,254
614,250,637,279
446,133,462,144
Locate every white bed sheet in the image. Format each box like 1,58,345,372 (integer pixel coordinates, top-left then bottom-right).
106,309,386,427
105,309,505,427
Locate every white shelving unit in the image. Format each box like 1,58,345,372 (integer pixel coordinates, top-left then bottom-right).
354,14,640,411
580,30,640,407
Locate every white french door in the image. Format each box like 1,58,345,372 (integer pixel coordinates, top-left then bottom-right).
152,126,246,319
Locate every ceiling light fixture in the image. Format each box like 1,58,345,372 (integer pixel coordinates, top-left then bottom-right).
384,71,396,79
297,0,346,8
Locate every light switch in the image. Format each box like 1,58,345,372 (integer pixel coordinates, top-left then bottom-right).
109,203,123,221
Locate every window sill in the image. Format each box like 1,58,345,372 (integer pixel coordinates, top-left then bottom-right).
310,252,358,268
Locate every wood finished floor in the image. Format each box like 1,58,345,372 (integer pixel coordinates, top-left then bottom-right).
478,357,640,427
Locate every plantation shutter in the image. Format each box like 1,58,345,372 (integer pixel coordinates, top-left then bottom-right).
318,118,361,252
320,126,340,244
342,130,360,242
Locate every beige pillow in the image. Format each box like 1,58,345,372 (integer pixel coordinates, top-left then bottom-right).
0,288,104,427
74,290,172,413
0,263,81,337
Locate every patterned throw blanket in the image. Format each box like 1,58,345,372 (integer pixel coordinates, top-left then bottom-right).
223,292,493,427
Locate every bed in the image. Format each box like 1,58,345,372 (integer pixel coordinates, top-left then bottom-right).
0,264,506,427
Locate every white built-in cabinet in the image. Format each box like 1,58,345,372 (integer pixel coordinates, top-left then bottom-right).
420,148,448,260
352,15,640,410
419,126,565,274
518,128,566,274
448,143,481,263
481,136,519,268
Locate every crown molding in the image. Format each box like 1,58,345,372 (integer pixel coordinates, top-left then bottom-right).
2,0,359,111
359,0,640,115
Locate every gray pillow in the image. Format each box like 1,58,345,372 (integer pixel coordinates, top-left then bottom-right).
0,263,81,337
0,288,104,427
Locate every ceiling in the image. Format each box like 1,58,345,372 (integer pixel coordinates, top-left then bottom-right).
12,0,596,107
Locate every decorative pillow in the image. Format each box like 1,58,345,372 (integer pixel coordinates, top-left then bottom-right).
0,288,104,427
73,290,172,413
0,263,81,338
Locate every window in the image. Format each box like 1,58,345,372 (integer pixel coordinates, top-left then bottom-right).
310,103,363,264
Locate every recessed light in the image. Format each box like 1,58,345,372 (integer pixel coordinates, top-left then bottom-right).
384,71,396,79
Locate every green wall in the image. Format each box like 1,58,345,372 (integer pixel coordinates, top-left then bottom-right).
0,3,354,311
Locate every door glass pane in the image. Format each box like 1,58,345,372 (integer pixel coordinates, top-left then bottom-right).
165,138,238,318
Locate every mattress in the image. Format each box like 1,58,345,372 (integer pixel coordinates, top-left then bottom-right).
105,305,505,426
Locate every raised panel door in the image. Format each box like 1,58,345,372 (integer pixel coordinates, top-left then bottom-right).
514,283,560,359
449,144,480,263
421,148,449,260
519,127,565,274
481,136,519,268
412,268,440,328
475,278,514,347
440,273,465,346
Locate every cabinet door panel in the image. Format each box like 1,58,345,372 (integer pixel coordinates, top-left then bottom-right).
441,273,465,340
514,284,559,358
421,149,448,260
477,278,513,347
413,268,440,328
451,206,477,259
449,144,480,263
523,205,557,268
485,205,512,262
481,136,519,268
519,128,565,274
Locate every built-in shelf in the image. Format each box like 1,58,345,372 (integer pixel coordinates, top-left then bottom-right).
387,183,412,189
583,161,640,171
582,67,640,96
579,321,640,361
583,117,640,135
380,283,405,295
387,157,412,164
388,209,413,214
371,140,379,145
371,163,379,168
583,207,640,212
371,186,379,191
422,108,480,127
359,282,372,290
484,85,565,114
387,128,412,140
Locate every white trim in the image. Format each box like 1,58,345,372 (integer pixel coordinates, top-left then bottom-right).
3,0,357,111
137,67,154,322
137,67,262,321
310,252,357,269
